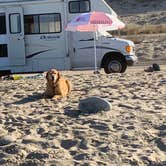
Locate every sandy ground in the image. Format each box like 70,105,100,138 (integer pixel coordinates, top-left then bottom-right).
0,66,166,166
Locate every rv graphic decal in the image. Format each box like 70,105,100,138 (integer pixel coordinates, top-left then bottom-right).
79,38,94,41
26,50,50,59
40,35,60,41
79,46,119,52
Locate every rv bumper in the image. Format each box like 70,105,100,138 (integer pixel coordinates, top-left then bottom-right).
125,55,138,66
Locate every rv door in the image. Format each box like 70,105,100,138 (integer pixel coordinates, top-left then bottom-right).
6,7,25,66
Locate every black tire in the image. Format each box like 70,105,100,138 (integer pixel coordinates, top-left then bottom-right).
121,63,127,73
152,63,160,71
104,56,127,74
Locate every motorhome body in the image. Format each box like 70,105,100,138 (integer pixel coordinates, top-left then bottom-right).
0,0,137,75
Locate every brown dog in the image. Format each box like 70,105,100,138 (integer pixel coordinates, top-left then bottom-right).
45,69,71,100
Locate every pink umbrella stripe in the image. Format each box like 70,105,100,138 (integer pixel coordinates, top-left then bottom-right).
76,25,98,32
90,20,113,24
90,12,113,24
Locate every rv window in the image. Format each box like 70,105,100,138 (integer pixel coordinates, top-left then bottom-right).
24,13,61,34
9,14,21,34
69,0,90,13
0,14,6,34
0,44,8,57
69,1,79,13
24,15,39,34
39,14,61,33
80,1,90,13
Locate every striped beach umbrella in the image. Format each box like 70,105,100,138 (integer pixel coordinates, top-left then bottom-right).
65,11,125,73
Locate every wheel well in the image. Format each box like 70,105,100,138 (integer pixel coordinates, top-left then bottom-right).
101,52,126,68
0,70,11,76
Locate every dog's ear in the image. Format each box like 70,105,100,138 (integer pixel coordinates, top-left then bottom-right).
46,71,50,80
57,72,60,81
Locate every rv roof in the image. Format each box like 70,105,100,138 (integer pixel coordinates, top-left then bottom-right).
0,0,57,3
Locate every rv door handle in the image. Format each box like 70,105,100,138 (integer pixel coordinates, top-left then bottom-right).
73,48,76,53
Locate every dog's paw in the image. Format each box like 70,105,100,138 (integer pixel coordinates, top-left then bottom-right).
52,95,62,100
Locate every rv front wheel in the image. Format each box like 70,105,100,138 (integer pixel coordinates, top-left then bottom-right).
104,57,127,74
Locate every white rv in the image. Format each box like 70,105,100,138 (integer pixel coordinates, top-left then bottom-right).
0,0,137,75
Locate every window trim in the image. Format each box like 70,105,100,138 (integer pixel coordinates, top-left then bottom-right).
24,13,62,35
9,13,21,34
69,0,91,14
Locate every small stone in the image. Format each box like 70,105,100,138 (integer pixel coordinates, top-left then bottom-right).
79,97,112,114
0,136,15,146
121,134,129,140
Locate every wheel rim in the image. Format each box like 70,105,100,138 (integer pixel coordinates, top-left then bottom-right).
108,60,122,72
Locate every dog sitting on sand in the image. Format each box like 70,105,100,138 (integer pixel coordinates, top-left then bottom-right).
45,69,71,100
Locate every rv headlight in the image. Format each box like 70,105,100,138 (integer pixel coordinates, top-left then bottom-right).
125,45,133,54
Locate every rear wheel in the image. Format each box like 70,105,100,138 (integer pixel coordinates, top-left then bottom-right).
104,57,127,74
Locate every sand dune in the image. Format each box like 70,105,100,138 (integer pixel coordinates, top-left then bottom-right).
121,11,166,25
0,67,165,165
134,34,166,63
107,0,166,15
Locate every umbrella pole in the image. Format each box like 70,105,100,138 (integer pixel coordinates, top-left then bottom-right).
93,31,98,74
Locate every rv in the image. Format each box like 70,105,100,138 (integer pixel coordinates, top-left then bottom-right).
0,0,137,75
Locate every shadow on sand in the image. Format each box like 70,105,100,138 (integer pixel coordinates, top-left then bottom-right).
64,107,102,118
12,93,44,105
64,108,81,118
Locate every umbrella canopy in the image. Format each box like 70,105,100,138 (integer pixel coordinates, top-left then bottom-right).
65,11,125,32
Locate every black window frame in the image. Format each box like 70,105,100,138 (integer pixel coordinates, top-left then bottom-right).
69,0,91,14
0,13,6,34
0,44,8,58
9,13,21,34
24,13,62,35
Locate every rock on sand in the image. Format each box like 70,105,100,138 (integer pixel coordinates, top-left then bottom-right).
79,96,112,114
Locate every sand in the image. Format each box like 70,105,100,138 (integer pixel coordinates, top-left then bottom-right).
0,67,166,165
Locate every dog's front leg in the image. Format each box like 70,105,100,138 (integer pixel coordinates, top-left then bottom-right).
52,95,63,100
44,85,55,98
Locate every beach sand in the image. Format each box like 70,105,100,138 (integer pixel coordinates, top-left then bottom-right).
0,66,165,165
